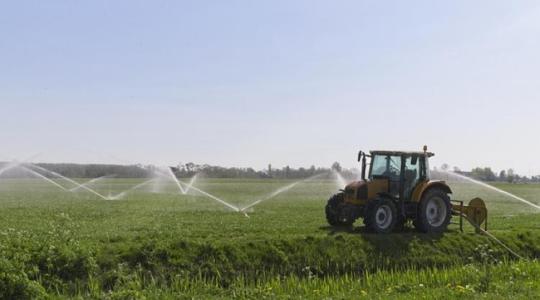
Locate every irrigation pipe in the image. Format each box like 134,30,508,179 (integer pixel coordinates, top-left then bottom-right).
459,212,525,260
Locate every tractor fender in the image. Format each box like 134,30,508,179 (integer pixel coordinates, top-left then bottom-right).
412,180,452,202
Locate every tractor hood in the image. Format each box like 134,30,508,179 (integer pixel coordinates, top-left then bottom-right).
345,180,366,190
342,178,390,204
344,180,366,195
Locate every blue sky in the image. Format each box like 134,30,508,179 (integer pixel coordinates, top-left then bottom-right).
1,1,540,175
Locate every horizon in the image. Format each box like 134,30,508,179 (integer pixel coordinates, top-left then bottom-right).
2,1,540,175
0,157,533,178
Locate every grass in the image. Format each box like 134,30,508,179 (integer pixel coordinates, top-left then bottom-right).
0,177,539,298
91,259,540,299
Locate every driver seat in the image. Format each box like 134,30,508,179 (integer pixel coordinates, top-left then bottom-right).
403,169,418,198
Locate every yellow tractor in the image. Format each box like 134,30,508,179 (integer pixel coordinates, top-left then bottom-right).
326,146,487,233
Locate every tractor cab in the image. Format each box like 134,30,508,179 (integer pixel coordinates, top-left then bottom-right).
364,150,432,200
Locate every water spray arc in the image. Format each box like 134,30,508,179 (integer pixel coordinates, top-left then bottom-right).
27,164,110,200
19,166,69,191
3,160,324,213
1,155,121,201
183,173,199,194
441,170,540,211
160,168,200,195
0,154,41,177
177,179,240,212
0,162,20,177
165,167,186,194
145,167,239,211
107,179,157,200
333,170,347,189
1,162,70,192
240,173,328,213
69,175,115,192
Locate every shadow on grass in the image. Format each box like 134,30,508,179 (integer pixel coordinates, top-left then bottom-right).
319,223,454,259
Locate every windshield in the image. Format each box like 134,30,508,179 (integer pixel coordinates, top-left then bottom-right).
370,155,401,181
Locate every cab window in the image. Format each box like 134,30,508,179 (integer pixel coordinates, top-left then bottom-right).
370,155,401,181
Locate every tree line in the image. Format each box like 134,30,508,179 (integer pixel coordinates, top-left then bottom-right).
438,164,540,183
171,162,353,179
0,162,351,179
2,161,538,183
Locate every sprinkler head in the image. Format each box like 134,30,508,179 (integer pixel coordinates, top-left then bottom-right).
238,207,250,218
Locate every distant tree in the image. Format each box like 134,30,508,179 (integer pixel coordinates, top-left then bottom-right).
177,163,184,172
470,167,496,181
309,165,316,175
453,166,461,172
507,169,515,183
268,164,272,176
441,163,449,171
470,167,483,180
499,170,506,182
331,162,342,172
485,167,496,181
185,162,196,173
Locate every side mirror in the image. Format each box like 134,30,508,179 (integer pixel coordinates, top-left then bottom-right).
357,151,363,162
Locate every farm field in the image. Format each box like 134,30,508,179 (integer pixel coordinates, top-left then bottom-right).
5,1,540,299
0,178,539,298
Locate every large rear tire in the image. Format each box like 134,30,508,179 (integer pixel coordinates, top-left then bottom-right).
364,197,397,234
415,188,452,233
325,193,354,226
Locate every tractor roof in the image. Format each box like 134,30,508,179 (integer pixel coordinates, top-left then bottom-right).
370,150,435,158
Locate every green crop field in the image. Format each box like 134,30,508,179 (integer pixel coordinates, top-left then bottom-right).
0,178,539,299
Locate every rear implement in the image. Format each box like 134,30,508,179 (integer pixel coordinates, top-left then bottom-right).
452,197,488,232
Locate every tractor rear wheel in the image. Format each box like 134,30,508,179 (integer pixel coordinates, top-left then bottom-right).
325,193,354,226
364,197,397,233
415,188,452,233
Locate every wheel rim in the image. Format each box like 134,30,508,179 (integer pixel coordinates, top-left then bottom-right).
375,205,393,229
425,197,447,227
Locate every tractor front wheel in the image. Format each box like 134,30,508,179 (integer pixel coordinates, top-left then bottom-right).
325,193,354,226
364,197,397,233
